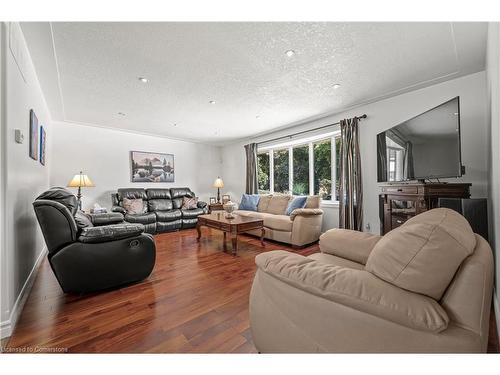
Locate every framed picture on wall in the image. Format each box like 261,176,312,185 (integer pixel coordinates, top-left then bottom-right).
29,109,38,160
130,151,175,182
39,126,46,166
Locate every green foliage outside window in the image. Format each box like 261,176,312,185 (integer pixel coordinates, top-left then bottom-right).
292,145,309,195
273,149,289,193
257,153,270,193
314,140,332,199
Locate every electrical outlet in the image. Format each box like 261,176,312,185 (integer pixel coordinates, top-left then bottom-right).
14,129,24,144
365,223,371,231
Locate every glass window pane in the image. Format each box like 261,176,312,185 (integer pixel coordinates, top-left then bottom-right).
314,139,332,199
292,145,309,195
273,148,289,193
257,152,270,193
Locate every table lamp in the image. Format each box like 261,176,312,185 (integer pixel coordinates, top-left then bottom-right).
213,177,224,203
67,171,95,210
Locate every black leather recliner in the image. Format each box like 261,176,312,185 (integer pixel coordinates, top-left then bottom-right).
33,187,156,293
111,187,208,234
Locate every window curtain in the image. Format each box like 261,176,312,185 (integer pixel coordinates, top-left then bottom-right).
376,133,387,182
339,117,363,231
244,143,259,194
403,141,415,180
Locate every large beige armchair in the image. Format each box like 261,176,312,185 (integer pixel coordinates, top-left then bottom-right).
249,208,494,353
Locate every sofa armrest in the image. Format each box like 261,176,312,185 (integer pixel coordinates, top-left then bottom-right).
111,205,126,214
290,208,323,221
78,223,144,243
90,212,124,226
319,229,381,265
197,201,208,209
254,250,449,333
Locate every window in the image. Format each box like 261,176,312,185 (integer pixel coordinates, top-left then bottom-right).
292,145,309,195
258,133,341,203
313,139,332,199
273,148,289,193
257,152,270,193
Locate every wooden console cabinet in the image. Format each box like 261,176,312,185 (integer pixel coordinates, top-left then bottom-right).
379,183,471,235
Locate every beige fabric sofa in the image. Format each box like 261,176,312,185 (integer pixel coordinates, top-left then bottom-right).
250,208,494,353
234,194,323,247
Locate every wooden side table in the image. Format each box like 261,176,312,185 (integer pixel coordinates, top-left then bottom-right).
208,203,224,213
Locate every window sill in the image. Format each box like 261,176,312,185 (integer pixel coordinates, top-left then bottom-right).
320,200,340,208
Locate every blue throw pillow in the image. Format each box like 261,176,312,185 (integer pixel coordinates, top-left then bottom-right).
239,194,260,211
286,196,308,215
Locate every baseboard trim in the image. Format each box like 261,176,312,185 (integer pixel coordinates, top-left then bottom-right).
494,289,500,345
0,246,47,340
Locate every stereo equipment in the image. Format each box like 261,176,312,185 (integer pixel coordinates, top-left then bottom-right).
438,198,488,241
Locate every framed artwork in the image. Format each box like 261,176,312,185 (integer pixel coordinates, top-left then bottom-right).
222,194,230,204
29,109,38,160
39,126,46,166
130,151,174,182
209,197,217,204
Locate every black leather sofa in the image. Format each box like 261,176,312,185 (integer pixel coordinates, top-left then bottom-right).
111,187,208,234
33,187,156,293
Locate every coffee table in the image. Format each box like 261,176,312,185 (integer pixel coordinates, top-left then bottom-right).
196,212,265,255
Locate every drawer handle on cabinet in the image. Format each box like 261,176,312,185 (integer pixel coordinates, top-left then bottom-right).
397,188,403,192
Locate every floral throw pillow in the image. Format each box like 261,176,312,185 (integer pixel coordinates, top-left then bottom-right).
182,196,198,210
122,198,145,214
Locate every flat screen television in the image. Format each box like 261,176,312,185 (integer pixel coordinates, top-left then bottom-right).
377,97,462,183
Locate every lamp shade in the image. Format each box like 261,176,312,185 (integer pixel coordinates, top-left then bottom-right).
213,177,224,188
67,172,95,188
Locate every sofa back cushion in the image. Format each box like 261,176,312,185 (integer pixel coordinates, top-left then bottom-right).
365,208,476,300
170,187,194,199
266,195,292,215
147,189,172,200
117,188,147,202
148,199,173,212
305,195,321,209
257,195,272,212
172,197,184,209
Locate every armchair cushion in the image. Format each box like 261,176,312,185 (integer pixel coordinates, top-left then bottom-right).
78,223,144,243
255,250,449,333
289,208,323,221
319,229,381,265
90,212,124,226
366,208,476,300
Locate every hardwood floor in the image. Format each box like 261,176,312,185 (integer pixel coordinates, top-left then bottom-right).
4,228,316,353
4,228,500,353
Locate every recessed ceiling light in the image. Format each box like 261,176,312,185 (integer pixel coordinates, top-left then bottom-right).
173,123,178,127
138,77,149,83
333,84,341,89
256,115,260,119
118,112,126,116
285,50,295,57
209,100,216,105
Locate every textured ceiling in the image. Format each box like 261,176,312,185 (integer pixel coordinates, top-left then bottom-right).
21,22,487,145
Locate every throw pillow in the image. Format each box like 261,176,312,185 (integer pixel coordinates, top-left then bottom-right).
239,194,260,211
123,198,145,214
286,196,308,215
182,196,199,209
74,210,93,229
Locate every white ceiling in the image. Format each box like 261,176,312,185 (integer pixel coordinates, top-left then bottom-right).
21,22,487,145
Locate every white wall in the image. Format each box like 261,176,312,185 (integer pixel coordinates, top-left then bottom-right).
0,22,52,338
221,71,488,234
50,122,223,210
486,22,500,339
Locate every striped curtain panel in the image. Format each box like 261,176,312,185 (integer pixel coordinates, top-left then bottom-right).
244,143,259,194
339,117,363,231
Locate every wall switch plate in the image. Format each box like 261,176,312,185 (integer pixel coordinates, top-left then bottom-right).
365,223,371,231
14,129,24,144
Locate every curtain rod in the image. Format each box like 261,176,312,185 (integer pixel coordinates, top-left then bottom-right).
256,114,367,146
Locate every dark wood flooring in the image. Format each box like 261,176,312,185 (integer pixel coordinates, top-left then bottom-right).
4,228,500,353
